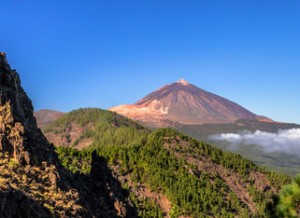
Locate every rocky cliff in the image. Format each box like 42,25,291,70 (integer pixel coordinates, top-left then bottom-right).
0,52,55,166
0,52,135,218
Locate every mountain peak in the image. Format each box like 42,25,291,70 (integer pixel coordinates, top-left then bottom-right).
110,79,269,127
176,78,190,85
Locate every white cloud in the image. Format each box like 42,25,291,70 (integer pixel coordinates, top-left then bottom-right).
210,128,300,155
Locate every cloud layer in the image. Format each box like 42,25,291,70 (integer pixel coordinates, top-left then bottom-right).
210,128,300,155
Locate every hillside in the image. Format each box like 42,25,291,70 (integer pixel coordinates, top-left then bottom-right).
110,79,272,127
42,108,149,149
55,128,290,217
42,108,291,217
34,109,65,128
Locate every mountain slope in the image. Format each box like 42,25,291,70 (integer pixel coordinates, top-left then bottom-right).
55,128,290,217
34,109,64,128
42,108,149,149
42,107,291,217
110,79,271,127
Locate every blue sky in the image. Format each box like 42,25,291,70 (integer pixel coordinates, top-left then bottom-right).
1,1,300,123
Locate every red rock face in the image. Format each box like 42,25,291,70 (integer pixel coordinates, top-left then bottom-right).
110,79,270,127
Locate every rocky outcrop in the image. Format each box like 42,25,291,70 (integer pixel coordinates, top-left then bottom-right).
0,52,136,217
90,151,134,217
0,52,56,166
67,151,135,217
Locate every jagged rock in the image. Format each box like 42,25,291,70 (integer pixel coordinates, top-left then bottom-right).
0,52,11,72
0,52,56,166
0,52,137,217
89,150,137,217
114,200,128,217
91,150,103,180
49,172,58,188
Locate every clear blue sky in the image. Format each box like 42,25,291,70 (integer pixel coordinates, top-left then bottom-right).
1,1,300,123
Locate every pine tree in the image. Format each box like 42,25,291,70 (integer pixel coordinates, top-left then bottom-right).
277,175,300,217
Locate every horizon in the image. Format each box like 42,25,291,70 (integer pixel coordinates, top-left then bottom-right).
1,1,300,124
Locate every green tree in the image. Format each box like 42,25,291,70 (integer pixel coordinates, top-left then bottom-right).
277,175,300,217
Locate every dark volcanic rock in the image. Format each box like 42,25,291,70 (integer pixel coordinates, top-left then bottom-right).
0,52,56,166
0,188,52,218
0,52,136,217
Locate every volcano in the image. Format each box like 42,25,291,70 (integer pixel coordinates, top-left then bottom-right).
110,79,272,127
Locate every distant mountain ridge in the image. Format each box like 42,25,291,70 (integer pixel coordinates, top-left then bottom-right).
110,79,273,127
34,109,65,128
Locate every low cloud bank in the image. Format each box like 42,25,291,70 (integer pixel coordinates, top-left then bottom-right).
210,128,300,155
